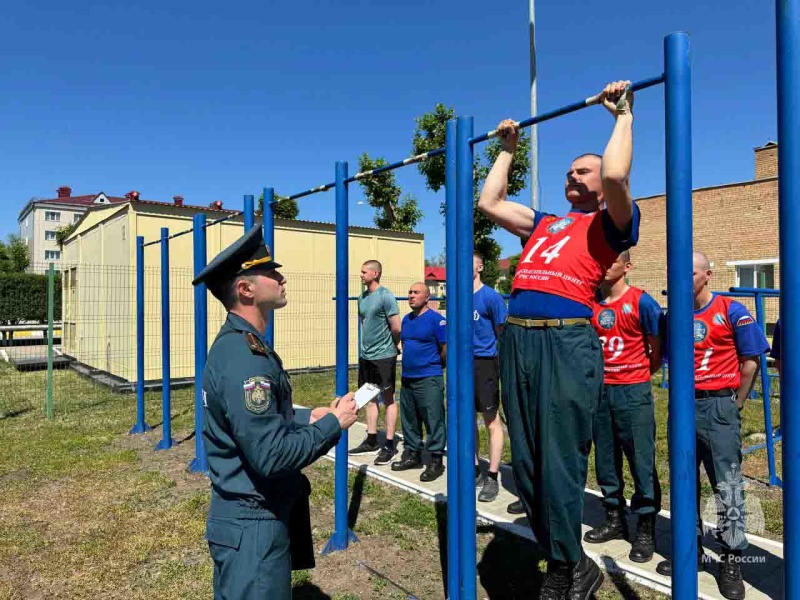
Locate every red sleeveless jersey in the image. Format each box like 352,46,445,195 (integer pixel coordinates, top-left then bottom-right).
513,212,620,308
694,295,741,390
591,286,651,385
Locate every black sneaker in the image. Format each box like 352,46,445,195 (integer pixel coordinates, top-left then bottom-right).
478,477,499,502
475,468,485,488
507,499,525,515
374,444,397,466
391,451,422,471
349,436,380,455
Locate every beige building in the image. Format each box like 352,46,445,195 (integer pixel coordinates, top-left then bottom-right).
18,187,129,273
61,198,425,383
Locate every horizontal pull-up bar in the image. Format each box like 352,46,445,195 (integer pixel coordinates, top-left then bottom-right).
729,287,780,296
285,74,663,203
471,74,665,145
142,210,245,247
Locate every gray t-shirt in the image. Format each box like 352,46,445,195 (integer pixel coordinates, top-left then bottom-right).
358,286,400,360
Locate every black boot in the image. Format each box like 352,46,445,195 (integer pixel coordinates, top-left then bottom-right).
569,552,604,600
420,454,445,482
583,507,628,543
628,514,656,563
507,499,525,515
656,541,705,576
718,551,745,600
538,560,571,600
391,451,422,472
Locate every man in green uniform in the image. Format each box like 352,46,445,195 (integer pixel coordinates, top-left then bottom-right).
478,80,639,599
193,225,358,600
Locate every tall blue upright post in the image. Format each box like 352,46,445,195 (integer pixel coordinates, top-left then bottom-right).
155,228,175,451
263,187,276,349
189,214,209,473
444,118,461,600
129,236,151,434
664,32,696,599
456,116,476,600
754,294,780,486
243,194,255,232
323,161,358,554
776,0,800,595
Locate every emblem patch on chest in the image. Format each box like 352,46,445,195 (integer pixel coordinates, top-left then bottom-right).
622,303,633,314
547,217,574,234
243,377,271,414
694,320,708,343
598,309,616,329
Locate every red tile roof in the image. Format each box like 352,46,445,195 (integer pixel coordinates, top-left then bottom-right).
425,266,446,281
498,258,511,270
30,194,130,207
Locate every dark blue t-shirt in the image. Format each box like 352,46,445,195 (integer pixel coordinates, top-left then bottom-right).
401,309,447,378
771,319,781,360
509,204,641,318
473,285,508,357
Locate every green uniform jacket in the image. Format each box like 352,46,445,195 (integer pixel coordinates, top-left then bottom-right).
203,312,341,523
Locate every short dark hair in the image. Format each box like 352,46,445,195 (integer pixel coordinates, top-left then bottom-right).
572,152,603,163
473,252,484,263
619,250,631,262
219,275,252,311
363,260,383,279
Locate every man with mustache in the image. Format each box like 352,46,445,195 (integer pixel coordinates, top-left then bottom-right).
477,80,639,599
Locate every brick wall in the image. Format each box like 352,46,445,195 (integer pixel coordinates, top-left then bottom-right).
755,144,778,179
628,145,779,326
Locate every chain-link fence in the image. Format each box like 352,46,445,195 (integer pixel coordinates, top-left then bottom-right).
0,262,421,419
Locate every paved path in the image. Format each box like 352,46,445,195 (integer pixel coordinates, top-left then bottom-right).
324,420,784,599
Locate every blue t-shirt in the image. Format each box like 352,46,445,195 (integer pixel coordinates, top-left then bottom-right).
771,319,781,360
473,285,508,357
509,204,641,318
401,309,447,378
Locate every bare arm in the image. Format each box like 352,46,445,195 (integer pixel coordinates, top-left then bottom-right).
736,357,761,409
388,314,401,349
646,334,662,375
439,343,447,367
477,120,536,239
599,81,635,232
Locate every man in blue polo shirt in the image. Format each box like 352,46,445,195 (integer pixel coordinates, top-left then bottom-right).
472,253,508,502
391,282,447,482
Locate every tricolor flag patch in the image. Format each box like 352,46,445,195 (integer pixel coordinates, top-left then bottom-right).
736,315,755,327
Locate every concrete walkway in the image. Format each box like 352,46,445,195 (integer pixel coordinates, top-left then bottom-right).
324,420,784,599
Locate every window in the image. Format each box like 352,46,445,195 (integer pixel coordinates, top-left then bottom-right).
736,263,775,289
74,213,81,223
45,250,61,261
45,211,60,222
45,230,56,241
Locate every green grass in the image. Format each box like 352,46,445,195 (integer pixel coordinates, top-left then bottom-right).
0,361,776,598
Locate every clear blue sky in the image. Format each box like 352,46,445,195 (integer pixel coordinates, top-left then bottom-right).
0,0,778,259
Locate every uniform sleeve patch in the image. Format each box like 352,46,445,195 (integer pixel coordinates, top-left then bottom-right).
736,315,755,327
243,377,271,413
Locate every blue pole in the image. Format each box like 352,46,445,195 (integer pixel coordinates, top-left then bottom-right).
444,118,461,600
129,236,151,434
456,116,476,600
323,161,358,554
243,194,254,232
155,228,175,451
189,214,209,473
754,294,780,486
664,32,696,599
777,0,800,592
263,187,275,349
660,361,669,389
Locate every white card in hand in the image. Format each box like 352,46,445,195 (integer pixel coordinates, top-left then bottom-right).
354,383,382,410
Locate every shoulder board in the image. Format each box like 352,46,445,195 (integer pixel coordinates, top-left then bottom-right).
244,332,268,357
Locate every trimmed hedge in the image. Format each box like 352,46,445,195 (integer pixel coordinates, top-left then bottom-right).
0,272,62,323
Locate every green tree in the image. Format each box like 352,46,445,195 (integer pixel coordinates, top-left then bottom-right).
497,253,520,295
357,153,422,232
412,104,531,288
55,223,78,248
257,192,300,220
425,249,446,267
0,234,30,273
